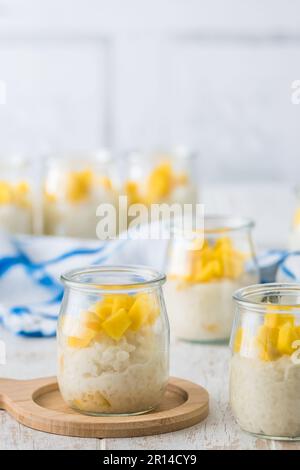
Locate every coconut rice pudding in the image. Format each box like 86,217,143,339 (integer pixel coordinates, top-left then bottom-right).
57,266,169,416
164,217,258,342
44,153,118,239
230,284,300,439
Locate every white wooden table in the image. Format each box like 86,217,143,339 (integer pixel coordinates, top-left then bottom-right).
1,328,299,450
0,183,299,449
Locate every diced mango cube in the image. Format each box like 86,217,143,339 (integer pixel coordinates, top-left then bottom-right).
67,329,95,349
293,208,300,227
195,260,221,282
102,308,132,341
256,325,279,361
82,311,103,332
67,169,93,202
234,327,244,353
92,302,112,320
277,323,299,355
0,181,12,204
265,313,295,328
128,294,158,330
112,295,134,314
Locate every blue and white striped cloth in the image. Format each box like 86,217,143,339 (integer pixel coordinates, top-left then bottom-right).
0,231,168,337
0,231,299,338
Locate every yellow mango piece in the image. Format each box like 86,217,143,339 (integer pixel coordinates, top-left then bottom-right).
112,294,134,314
215,236,233,249
67,330,95,349
265,313,295,328
293,208,300,227
146,162,173,202
73,391,110,411
67,169,93,202
234,327,243,353
92,302,112,320
0,181,12,204
45,190,57,203
277,323,300,355
128,294,159,330
98,175,112,190
194,260,222,282
102,308,132,341
256,325,279,361
125,181,142,204
81,311,103,332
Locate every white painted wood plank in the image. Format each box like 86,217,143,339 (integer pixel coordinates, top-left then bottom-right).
161,41,300,184
105,341,273,450
202,183,294,249
0,412,102,450
0,42,109,154
1,1,300,36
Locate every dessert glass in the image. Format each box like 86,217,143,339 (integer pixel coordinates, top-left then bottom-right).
122,148,198,222
164,216,259,343
57,265,170,416
43,151,118,239
0,155,33,234
230,283,300,440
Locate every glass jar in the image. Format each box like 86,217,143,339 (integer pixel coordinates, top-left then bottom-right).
164,216,259,343
123,146,198,208
43,150,119,239
289,185,300,249
230,283,300,440
57,265,170,416
0,154,34,234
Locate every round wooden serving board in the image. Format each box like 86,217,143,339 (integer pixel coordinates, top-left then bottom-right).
0,376,209,438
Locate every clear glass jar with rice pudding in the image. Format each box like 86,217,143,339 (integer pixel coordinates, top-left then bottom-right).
164,216,259,343
57,266,169,416
230,283,300,440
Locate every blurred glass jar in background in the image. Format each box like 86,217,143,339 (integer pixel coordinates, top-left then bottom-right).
121,147,198,227
289,185,300,249
57,266,169,416
43,151,119,239
0,155,34,234
164,216,259,343
230,283,300,440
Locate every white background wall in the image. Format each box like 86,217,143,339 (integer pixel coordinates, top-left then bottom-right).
0,0,300,183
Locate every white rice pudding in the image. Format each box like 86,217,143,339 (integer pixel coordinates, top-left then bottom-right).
164,274,256,342
0,205,32,234
58,327,168,415
45,184,118,239
230,354,300,438
58,291,169,415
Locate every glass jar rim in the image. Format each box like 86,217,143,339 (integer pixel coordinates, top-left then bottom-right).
61,265,166,293
47,149,112,166
171,215,254,237
125,147,196,162
233,282,300,313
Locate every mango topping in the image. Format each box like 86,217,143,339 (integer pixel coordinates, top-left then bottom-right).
102,308,132,341
234,306,300,362
66,292,160,348
233,327,244,353
0,180,30,207
293,208,300,227
46,168,114,204
125,160,189,205
170,237,247,284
